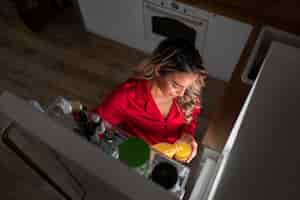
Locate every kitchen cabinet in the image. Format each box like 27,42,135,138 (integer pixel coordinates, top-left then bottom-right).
77,0,252,81
77,0,146,51
203,14,252,81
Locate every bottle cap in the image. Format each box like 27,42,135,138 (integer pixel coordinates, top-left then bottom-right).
91,113,100,123
71,101,83,113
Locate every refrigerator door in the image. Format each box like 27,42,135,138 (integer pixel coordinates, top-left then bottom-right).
0,92,176,200
207,42,300,200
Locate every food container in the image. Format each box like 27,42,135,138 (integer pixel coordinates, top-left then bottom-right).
118,137,150,176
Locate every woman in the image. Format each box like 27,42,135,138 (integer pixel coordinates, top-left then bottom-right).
93,38,207,163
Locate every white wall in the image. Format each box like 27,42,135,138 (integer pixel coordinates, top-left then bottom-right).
77,0,252,81
77,0,146,51
203,15,252,81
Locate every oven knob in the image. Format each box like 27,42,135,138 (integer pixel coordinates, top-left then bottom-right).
171,2,179,10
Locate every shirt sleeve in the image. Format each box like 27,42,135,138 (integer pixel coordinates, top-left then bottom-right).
181,107,201,137
92,87,128,126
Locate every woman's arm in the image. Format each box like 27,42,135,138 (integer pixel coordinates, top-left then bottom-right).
92,87,128,126
178,107,201,163
181,107,201,136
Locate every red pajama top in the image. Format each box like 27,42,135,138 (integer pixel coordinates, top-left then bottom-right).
93,79,200,145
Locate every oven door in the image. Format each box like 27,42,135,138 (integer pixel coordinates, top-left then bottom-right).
143,1,208,54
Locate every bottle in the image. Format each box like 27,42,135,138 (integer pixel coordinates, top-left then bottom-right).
78,108,88,124
91,120,106,144
60,98,73,114
99,128,116,156
87,113,101,139
47,96,72,117
70,100,83,113
76,106,89,139
71,101,85,123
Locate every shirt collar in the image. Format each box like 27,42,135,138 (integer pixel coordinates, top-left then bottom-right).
142,79,182,120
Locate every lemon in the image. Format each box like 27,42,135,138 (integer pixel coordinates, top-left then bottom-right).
174,141,192,162
152,143,177,158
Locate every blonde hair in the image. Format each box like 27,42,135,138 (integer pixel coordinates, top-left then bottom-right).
133,38,207,122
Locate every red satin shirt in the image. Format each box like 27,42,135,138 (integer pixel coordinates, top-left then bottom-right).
93,79,200,145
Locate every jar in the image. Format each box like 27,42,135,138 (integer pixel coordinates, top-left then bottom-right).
118,137,150,176
150,162,178,190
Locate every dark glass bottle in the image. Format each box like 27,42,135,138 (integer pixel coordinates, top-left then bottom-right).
87,113,101,138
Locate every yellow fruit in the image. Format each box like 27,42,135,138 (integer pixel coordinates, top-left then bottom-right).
174,141,192,162
152,143,177,158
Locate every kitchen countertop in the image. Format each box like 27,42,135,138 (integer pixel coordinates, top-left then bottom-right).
178,0,300,35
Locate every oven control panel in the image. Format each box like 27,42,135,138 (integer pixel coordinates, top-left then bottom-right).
144,0,212,20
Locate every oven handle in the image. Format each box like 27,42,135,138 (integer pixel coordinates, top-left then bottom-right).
144,3,206,27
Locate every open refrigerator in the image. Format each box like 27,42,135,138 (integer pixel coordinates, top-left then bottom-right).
1,41,300,200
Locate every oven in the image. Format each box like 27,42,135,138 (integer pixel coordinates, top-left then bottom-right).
143,0,211,54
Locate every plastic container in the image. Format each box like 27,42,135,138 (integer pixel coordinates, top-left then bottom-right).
118,137,150,176
150,162,178,190
47,96,72,117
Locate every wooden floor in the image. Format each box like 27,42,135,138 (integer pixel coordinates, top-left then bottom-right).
0,15,146,109
0,7,226,118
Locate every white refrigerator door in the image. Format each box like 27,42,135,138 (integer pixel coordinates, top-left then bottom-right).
208,42,300,200
0,92,176,200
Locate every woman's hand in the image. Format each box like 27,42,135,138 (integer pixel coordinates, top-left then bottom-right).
177,133,198,163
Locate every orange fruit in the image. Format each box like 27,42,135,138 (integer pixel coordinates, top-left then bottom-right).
174,141,192,162
152,143,177,158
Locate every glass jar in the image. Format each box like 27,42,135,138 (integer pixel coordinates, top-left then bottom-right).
118,137,150,176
